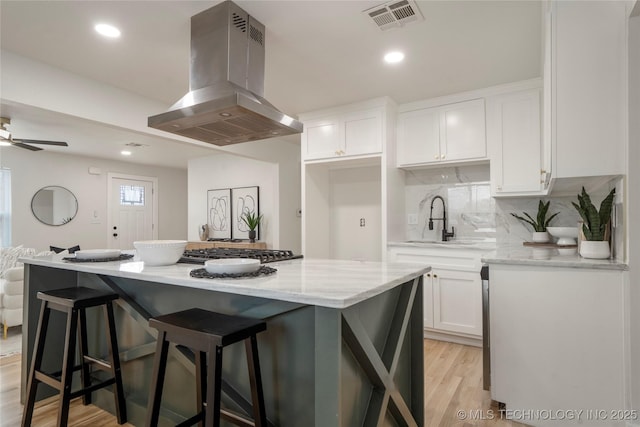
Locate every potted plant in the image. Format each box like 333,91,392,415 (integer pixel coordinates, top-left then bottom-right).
510,200,559,243
241,211,263,243
572,186,615,259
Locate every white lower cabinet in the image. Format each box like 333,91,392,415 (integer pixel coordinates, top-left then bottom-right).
489,264,626,425
428,269,482,336
388,245,484,344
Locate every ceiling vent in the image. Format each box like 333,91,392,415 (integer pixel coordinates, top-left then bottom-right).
363,0,424,31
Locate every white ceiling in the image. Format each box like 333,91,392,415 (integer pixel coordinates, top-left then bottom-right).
0,0,542,168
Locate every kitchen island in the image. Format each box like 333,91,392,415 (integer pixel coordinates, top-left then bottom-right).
21,254,429,427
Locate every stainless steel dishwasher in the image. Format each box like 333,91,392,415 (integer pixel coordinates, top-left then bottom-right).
481,264,490,391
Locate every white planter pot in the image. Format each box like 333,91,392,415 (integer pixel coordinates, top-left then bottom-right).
532,231,550,243
579,240,610,259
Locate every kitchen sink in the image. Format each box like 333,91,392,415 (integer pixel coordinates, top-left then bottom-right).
404,239,496,248
406,240,473,245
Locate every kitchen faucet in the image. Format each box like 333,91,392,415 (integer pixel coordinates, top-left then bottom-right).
428,195,455,241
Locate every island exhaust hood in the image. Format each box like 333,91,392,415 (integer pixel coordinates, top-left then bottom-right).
148,1,303,146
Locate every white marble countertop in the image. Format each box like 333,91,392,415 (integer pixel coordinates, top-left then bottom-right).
20,253,430,309
388,239,497,251
481,247,628,270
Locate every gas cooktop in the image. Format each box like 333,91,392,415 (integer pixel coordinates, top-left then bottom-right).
179,248,303,265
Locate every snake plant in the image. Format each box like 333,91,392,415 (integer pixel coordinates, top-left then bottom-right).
572,187,615,241
241,211,263,231
510,200,559,232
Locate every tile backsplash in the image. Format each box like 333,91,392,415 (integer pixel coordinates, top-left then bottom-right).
404,165,619,253
404,165,495,242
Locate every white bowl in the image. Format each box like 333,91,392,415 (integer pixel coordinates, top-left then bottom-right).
75,249,121,260
205,258,261,275
133,240,187,266
547,227,579,246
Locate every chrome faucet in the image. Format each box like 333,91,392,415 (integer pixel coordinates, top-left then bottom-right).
428,195,455,242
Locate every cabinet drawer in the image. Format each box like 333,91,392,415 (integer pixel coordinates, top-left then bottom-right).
388,246,484,271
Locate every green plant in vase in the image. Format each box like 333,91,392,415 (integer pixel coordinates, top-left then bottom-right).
572,186,615,259
510,200,559,242
241,211,263,243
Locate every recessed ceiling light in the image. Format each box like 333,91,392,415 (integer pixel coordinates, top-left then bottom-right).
121,150,132,156
384,51,405,64
95,23,121,39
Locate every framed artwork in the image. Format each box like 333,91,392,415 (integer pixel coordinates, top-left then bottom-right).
231,186,259,240
207,188,231,239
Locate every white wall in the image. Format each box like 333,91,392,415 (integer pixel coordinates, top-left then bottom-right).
0,148,187,252
628,10,640,416
330,166,381,261
187,136,302,253
2,49,303,254
222,139,301,252
0,50,210,149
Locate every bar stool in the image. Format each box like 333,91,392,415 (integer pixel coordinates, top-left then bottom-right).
145,308,267,427
22,287,127,427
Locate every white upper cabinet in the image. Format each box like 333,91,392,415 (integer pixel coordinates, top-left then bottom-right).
397,98,486,167
488,87,548,196
301,107,382,161
303,116,341,160
439,99,487,162
342,109,382,157
549,0,626,179
397,107,440,164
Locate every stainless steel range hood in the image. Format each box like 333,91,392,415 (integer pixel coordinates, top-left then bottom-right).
148,1,302,146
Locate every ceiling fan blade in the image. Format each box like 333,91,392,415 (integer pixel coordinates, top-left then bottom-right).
12,139,68,147
11,142,43,151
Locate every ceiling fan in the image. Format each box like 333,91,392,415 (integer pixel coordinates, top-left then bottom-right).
0,117,69,151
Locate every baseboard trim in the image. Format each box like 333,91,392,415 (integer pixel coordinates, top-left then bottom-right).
424,329,482,347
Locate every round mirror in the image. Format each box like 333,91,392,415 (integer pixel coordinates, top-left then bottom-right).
31,186,78,226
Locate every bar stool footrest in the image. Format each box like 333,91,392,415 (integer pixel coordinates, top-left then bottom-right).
33,371,62,391
175,412,204,427
68,378,117,399
221,408,257,427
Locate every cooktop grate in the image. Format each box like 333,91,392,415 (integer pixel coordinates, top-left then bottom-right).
179,248,303,265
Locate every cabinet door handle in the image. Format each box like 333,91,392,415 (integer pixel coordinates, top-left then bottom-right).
426,273,431,278
440,154,445,159
433,274,438,278
497,185,502,191
434,155,439,160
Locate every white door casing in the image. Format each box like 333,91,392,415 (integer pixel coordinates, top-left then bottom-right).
107,173,158,250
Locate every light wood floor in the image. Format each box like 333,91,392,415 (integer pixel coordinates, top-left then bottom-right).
0,339,526,426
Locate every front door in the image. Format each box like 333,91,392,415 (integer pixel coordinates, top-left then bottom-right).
108,175,155,250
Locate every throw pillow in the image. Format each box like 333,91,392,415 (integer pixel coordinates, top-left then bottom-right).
0,246,36,278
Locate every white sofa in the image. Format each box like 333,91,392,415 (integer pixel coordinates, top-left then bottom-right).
0,246,36,339
0,266,24,339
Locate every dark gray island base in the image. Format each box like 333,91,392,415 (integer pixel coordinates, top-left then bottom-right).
21,258,427,427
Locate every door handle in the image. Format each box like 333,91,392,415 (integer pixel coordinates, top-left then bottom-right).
113,233,118,237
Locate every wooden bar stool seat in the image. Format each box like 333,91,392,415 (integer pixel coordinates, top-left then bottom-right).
22,287,127,427
145,308,267,427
